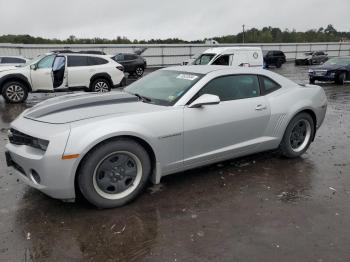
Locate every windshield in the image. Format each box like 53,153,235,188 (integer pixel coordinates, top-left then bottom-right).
324,57,350,66
193,54,216,65
125,70,203,106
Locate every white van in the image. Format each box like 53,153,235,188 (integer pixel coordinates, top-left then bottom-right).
191,47,263,68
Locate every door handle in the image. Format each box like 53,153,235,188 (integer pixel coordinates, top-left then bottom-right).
255,104,267,111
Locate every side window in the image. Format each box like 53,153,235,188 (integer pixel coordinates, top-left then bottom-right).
37,55,55,69
67,56,89,67
259,75,281,95
88,56,108,66
212,55,230,65
2,57,26,63
124,54,135,60
197,75,260,102
53,56,66,71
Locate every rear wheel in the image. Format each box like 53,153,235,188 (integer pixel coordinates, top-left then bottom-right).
135,66,144,77
2,81,28,103
91,79,111,92
335,72,346,85
78,139,151,208
119,77,127,87
279,113,315,158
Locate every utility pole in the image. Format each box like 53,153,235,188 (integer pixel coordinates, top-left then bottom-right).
242,24,245,44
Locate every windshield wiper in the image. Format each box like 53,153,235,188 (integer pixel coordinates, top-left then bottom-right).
133,93,152,103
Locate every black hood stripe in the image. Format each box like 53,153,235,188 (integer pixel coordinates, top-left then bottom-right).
25,93,138,119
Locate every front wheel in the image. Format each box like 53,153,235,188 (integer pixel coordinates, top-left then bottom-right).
91,79,111,92
335,72,346,85
2,81,28,103
276,60,282,68
78,139,151,208
279,113,315,158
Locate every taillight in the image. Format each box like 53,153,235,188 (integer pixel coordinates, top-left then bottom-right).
116,65,124,72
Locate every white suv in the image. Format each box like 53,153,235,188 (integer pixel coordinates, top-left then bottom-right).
0,52,125,103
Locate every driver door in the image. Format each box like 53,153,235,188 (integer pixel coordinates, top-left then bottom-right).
52,56,67,89
183,74,270,168
30,55,55,91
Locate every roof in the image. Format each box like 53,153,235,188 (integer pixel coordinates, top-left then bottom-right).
203,46,262,54
0,55,26,58
163,65,266,75
162,65,227,74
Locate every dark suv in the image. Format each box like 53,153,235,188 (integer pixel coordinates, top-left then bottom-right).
111,53,147,77
263,50,286,68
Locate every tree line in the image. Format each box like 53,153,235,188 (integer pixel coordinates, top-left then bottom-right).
0,25,348,44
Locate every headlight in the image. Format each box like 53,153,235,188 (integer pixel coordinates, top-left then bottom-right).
329,72,335,77
308,69,314,73
9,128,49,152
32,138,49,151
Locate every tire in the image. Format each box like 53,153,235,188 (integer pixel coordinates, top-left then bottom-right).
335,72,346,85
91,78,111,92
119,77,127,87
78,139,151,208
279,113,315,158
135,66,144,77
276,60,282,68
1,81,28,103
309,78,315,84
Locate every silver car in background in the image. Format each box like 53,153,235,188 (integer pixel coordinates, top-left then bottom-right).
5,66,327,208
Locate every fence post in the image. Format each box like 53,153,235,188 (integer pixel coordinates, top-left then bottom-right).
295,44,298,59
339,42,342,56
161,46,164,67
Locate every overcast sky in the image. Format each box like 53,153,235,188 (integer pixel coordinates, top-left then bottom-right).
0,0,349,40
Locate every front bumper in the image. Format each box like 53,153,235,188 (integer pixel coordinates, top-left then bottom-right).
309,75,335,82
5,117,77,200
309,71,336,82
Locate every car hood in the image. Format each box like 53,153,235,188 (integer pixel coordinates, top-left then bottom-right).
23,92,163,124
0,66,18,72
296,54,311,59
311,64,345,71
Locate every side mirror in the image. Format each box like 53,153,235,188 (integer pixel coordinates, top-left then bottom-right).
188,94,220,108
30,64,37,70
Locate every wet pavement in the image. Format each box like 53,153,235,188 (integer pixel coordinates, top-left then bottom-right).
0,64,350,262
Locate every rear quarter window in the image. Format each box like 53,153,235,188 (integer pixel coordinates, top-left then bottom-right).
259,75,281,95
88,57,108,66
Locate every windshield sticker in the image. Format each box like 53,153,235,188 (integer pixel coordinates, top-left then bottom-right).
176,74,198,81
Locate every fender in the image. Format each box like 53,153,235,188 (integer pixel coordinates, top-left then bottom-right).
0,73,32,92
65,123,164,187
89,72,113,88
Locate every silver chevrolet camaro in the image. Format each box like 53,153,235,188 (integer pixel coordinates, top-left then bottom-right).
5,66,327,208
